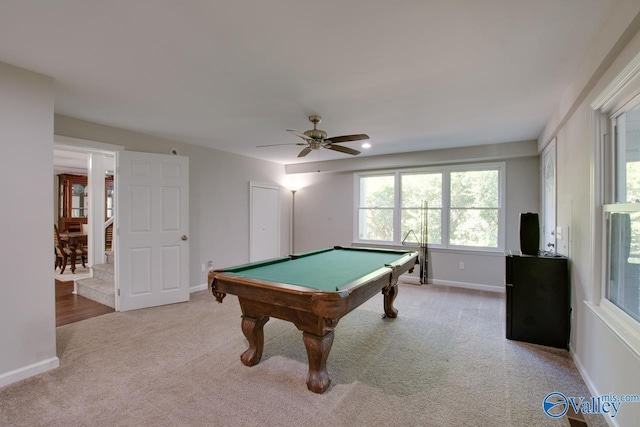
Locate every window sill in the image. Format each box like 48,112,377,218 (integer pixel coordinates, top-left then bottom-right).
352,241,505,256
585,300,640,363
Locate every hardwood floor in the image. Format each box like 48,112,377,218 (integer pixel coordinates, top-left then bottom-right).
55,280,114,327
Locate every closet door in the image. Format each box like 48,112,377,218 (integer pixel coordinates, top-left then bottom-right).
250,182,281,262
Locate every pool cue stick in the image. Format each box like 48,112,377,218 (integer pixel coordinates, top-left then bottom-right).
421,200,428,284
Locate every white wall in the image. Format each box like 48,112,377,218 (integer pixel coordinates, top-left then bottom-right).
538,2,640,426
188,144,290,274
291,153,540,291
0,62,57,387
292,172,354,252
54,115,290,288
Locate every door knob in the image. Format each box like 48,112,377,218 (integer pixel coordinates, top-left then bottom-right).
181,235,188,241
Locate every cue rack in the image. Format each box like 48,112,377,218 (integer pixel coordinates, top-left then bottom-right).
401,201,428,284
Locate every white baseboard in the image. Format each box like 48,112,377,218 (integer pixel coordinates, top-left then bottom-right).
0,357,59,388
400,275,422,285
571,352,618,427
190,283,208,293
399,276,504,293
432,278,505,293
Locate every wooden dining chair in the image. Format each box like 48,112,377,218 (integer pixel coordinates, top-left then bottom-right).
54,225,87,274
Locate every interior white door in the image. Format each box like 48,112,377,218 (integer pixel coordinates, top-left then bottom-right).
542,139,557,252
116,151,189,311
250,183,280,262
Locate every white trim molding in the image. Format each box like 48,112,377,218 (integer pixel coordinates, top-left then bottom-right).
0,357,59,388
585,301,640,364
592,50,640,113
54,135,124,153
431,279,505,293
399,275,504,293
190,283,208,293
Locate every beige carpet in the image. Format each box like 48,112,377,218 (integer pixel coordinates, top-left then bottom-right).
0,284,606,426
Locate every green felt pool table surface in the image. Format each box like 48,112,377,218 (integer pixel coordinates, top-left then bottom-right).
220,247,412,292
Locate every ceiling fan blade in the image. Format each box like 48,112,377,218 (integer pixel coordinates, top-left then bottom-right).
327,144,360,155
325,134,369,144
257,143,305,147
287,129,314,142
298,147,312,157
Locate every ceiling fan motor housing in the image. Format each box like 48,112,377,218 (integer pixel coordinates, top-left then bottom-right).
304,129,327,140
304,115,327,140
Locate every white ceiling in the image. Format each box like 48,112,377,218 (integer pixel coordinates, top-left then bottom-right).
0,0,617,165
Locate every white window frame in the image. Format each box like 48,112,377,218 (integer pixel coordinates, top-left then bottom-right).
589,50,640,356
354,172,398,244
353,162,505,252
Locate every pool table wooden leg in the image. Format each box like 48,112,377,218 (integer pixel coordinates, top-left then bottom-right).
303,331,334,393
240,315,269,366
382,284,399,318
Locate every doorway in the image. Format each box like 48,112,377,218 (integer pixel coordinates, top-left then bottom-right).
54,140,118,325
53,136,192,317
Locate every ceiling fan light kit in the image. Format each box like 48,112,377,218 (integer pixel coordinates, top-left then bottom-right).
257,115,369,158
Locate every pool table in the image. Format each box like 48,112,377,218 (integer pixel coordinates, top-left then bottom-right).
209,246,418,393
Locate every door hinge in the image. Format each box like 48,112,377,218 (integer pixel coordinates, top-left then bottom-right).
117,288,120,296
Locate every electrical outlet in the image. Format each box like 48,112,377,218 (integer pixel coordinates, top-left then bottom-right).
459,261,465,270
201,264,206,273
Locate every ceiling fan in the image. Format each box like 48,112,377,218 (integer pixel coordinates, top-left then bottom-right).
258,115,369,158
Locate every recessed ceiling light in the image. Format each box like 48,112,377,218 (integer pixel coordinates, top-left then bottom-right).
361,142,371,149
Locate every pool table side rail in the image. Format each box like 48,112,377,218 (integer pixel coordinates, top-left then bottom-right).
210,251,418,318
219,246,414,277
219,256,293,273
290,245,415,259
212,250,417,295
339,252,418,313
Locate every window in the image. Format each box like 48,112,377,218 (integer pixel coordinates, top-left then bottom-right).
357,174,395,242
590,50,640,353
401,173,442,245
355,163,504,251
450,169,500,248
604,102,640,323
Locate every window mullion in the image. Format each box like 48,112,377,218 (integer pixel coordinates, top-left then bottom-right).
608,119,616,204
394,171,401,244
442,170,450,248
617,114,626,203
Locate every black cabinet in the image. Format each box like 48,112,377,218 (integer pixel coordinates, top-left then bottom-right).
505,254,569,349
